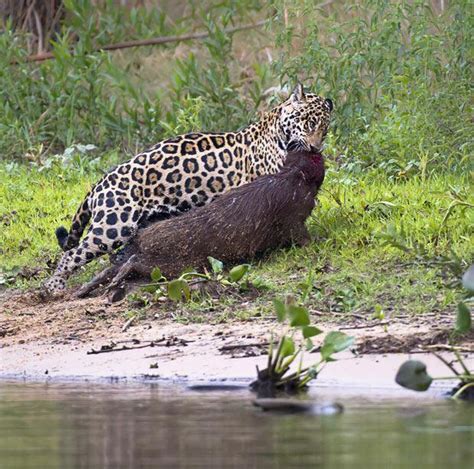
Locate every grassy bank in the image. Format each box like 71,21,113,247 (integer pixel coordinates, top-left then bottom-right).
1,154,471,320
1,0,472,321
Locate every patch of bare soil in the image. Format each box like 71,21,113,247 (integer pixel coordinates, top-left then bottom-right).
0,288,127,345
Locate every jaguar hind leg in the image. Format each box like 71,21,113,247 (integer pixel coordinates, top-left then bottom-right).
43,207,142,294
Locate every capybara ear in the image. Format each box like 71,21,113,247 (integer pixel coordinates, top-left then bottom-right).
289,82,306,106
325,98,334,112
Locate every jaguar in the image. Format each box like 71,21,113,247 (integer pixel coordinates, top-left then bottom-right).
43,84,333,292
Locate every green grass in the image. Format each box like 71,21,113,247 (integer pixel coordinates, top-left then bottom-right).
249,165,473,317
1,157,471,320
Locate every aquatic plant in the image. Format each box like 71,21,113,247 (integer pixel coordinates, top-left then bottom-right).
395,265,473,400
250,298,354,396
455,265,474,334
395,353,473,401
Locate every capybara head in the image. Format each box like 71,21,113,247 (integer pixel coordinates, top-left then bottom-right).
282,150,325,186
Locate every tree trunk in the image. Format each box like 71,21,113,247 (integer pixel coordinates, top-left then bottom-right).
0,0,65,53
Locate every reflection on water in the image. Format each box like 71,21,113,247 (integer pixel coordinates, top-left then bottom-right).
0,382,473,469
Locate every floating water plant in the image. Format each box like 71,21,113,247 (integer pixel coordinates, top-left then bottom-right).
395,353,473,401
396,265,473,400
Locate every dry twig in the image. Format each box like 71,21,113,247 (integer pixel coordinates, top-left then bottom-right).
87,336,190,355
219,342,270,352
121,315,136,333
339,321,390,330
423,344,474,354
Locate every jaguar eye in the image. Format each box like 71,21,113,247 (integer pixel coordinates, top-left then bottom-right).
306,121,317,132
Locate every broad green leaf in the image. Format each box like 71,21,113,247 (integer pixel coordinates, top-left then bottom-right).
168,279,190,302
279,336,295,359
324,331,354,352
462,265,474,293
321,331,354,360
305,338,314,351
288,305,310,327
207,256,224,274
273,299,287,322
150,267,163,282
320,344,333,360
302,325,323,339
395,360,433,391
456,302,472,333
181,281,191,301
168,280,183,301
229,264,250,282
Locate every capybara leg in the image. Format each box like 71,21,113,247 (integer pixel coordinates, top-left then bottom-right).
291,224,311,247
106,255,141,291
75,264,121,298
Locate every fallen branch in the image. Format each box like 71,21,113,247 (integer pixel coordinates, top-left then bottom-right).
339,321,390,330
87,336,189,355
19,20,268,63
309,309,366,320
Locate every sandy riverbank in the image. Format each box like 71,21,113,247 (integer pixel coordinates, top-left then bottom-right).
1,287,472,387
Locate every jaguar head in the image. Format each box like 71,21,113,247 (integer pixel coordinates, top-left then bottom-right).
278,83,333,153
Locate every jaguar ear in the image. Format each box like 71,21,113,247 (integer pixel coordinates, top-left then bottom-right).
289,82,306,106
325,98,333,112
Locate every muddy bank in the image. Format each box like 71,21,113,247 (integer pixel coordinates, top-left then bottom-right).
1,288,472,386
2,334,473,395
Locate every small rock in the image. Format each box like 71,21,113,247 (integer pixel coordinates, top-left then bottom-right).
109,287,126,303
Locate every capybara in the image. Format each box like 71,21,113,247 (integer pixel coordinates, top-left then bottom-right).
76,150,325,298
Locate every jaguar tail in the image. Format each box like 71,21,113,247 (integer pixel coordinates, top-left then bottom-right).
56,195,92,251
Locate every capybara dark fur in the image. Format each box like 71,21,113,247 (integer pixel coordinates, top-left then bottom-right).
76,150,325,298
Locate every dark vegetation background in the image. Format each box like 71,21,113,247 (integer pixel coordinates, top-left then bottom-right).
0,0,472,320
1,0,471,172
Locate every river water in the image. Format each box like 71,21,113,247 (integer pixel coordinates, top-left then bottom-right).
0,381,472,468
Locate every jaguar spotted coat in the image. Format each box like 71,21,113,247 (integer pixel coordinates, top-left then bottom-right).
44,84,333,292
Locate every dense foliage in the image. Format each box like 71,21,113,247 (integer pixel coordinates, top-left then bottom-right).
0,0,471,177
273,0,473,176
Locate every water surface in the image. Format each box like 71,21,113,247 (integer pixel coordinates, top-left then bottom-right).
0,382,472,468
